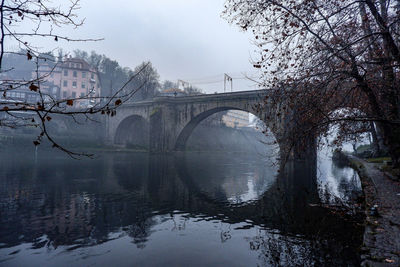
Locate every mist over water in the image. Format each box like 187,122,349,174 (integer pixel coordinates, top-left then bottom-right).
0,147,363,266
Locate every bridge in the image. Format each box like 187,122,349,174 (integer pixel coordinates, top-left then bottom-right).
105,89,309,158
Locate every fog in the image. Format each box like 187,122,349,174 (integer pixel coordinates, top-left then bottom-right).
0,2,367,266
9,0,259,93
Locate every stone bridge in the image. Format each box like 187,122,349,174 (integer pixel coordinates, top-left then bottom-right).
105,90,304,157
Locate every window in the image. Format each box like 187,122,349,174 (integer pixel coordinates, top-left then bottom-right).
72,92,76,98
64,70,68,76
63,91,67,98
73,71,77,77
63,80,68,87
81,82,86,89
72,81,77,88
80,92,85,97
91,73,94,79
82,71,86,78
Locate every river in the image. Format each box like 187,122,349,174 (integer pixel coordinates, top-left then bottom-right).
0,150,363,266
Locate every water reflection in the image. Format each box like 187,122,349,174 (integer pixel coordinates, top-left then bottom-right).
318,149,363,204
0,151,362,266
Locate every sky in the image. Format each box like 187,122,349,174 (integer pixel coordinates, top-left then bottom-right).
10,0,260,93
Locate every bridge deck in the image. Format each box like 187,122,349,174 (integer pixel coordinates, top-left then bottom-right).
123,89,270,107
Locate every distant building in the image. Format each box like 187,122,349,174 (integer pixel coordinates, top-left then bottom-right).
35,57,101,107
0,79,42,104
222,110,249,128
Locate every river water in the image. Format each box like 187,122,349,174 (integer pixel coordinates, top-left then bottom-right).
0,150,363,266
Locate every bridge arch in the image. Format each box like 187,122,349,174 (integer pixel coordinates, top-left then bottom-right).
174,106,279,151
114,115,150,149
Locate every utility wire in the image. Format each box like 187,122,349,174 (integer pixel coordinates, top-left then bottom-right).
182,71,259,84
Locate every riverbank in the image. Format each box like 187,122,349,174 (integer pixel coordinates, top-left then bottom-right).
346,155,400,266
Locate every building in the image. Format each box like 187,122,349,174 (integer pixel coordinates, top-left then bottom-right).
35,57,101,107
0,78,43,104
222,110,250,128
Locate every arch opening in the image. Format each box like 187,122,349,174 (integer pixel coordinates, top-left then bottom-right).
317,107,369,204
175,107,280,156
114,115,149,150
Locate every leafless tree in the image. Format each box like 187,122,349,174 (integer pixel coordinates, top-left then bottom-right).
224,0,400,168
0,0,149,157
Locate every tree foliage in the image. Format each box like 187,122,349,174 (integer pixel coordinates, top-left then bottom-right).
224,0,400,167
184,85,203,95
130,61,160,101
73,50,160,101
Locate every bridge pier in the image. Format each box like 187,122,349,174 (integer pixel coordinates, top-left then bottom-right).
148,104,179,152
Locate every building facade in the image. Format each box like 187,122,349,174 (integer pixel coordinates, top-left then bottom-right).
222,110,250,128
36,57,101,107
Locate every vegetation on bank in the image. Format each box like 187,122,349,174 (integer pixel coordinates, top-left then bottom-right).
224,1,400,170
351,144,399,178
337,152,400,265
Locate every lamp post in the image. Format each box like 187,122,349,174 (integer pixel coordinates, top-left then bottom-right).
224,74,233,92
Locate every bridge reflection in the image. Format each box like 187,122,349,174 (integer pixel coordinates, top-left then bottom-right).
0,152,362,265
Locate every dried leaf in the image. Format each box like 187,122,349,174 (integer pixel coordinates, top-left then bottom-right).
27,51,33,60
115,99,122,106
29,83,38,92
66,99,73,106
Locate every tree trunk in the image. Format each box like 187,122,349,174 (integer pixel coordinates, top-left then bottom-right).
375,122,389,154
365,0,400,169
382,123,400,169
369,122,381,157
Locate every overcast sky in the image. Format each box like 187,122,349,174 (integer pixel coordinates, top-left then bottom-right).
14,0,261,93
